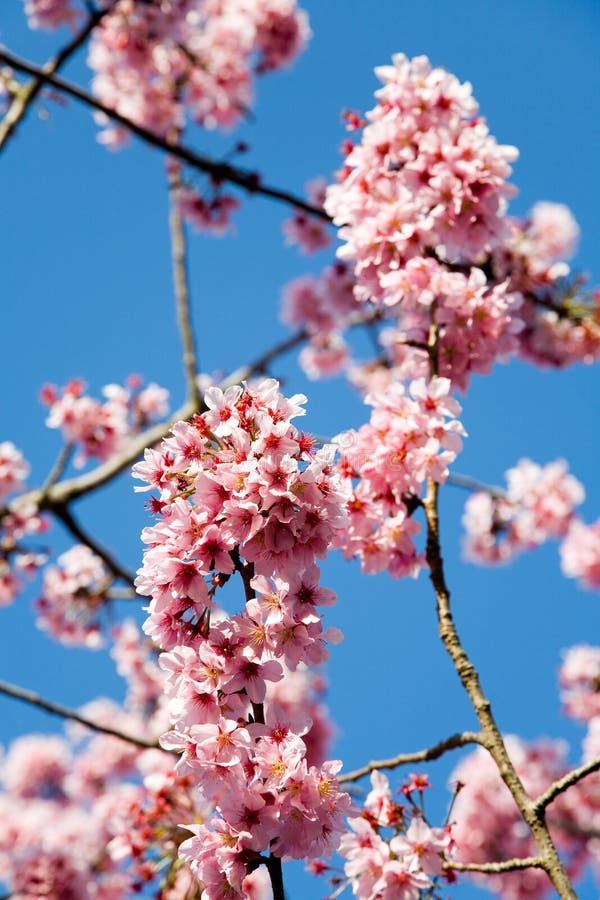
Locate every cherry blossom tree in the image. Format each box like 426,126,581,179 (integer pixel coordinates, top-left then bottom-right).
0,3,599,900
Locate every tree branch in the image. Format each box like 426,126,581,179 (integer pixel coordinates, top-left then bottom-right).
0,47,328,221
533,755,600,814
38,443,73,500
446,471,506,499
445,857,544,874
0,4,112,151
52,505,137,589
423,478,576,898
0,677,161,750
168,158,201,406
338,731,483,785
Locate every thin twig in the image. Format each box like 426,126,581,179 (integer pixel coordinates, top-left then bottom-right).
0,3,113,150
53,505,137,589
338,731,483,784
534,755,600,814
106,585,137,600
445,857,544,874
446,471,506,499
0,48,328,221
38,443,73,501
168,158,201,406
0,678,161,750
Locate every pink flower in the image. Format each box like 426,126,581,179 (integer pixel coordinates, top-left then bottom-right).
560,518,600,591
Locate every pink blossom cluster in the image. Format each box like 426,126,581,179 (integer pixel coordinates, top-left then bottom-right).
279,57,597,392
326,54,518,294
0,444,47,607
41,376,169,467
319,771,452,900
335,377,464,578
134,378,353,895
282,178,332,254
35,544,110,647
0,442,30,501
281,261,360,379
559,644,600,722
179,182,241,235
111,617,166,715
88,0,310,144
134,377,349,633
376,262,523,391
463,458,584,564
321,54,524,391
490,203,600,369
560,518,600,591
23,0,79,31
0,622,184,899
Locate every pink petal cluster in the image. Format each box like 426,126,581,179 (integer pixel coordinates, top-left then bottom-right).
0,622,192,898
23,0,79,30
560,518,600,591
335,772,451,899
0,442,30,501
378,262,523,391
135,378,353,894
335,377,464,577
0,445,47,605
528,202,580,268
277,57,597,392
36,544,109,647
326,54,517,296
560,644,600,722
489,205,600,369
463,458,584,564
41,377,169,467
281,261,360,379
0,501,47,607
179,183,241,235
134,378,349,639
282,178,332,254
88,0,310,143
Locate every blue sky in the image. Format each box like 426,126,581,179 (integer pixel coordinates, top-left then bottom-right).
1,1,599,897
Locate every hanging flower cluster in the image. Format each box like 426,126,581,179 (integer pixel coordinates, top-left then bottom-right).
328,771,453,900
134,378,354,897
335,377,464,578
462,458,584,565
86,0,310,143
281,57,599,393
0,442,47,606
35,544,110,647
41,376,169,467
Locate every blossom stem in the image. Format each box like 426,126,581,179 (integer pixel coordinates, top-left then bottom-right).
52,505,137,590
338,731,483,784
0,677,161,750
167,158,201,407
